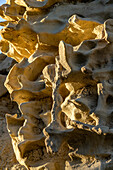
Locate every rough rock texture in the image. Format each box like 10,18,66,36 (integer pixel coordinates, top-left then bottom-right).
0,53,26,169
0,93,26,169
1,0,113,169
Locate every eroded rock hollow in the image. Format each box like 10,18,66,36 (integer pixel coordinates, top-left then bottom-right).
0,0,113,169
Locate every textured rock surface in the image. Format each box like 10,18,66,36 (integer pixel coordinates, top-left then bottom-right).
0,94,26,169
0,53,25,169
1,0,113,169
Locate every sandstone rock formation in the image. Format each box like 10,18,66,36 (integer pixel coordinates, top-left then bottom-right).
0,53,26,169
1,0,113,169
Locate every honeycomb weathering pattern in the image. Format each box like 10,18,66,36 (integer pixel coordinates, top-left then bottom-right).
0,0,113,169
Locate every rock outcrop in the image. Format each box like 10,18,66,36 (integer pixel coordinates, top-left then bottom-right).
1,0,113,169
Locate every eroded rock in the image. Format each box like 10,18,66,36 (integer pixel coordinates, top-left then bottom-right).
1,0,113,169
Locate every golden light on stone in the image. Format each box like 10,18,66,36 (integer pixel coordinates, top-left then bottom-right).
0,0,113,169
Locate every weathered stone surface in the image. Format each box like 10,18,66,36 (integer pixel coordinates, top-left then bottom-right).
0,52,25,169
0,94,26,169
0,52,17,97
1,0,113,169
0,74,7,97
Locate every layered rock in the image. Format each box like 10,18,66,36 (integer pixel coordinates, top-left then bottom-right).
0,0,113,169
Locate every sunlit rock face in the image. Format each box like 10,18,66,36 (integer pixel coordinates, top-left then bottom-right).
1,0,113,169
